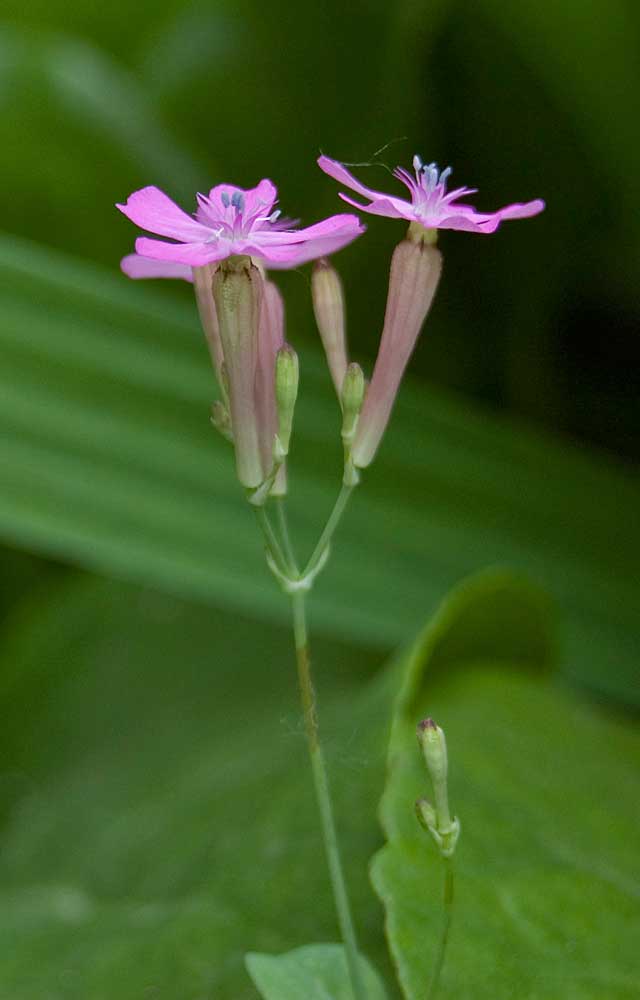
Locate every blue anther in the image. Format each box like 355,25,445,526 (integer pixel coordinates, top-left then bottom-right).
231,191,245,212
221,191,230,208
439,166,452,188
413,154,423,172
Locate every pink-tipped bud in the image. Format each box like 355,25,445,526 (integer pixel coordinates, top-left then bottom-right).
352,240,442,469
212,256,264,489
312,258,348,398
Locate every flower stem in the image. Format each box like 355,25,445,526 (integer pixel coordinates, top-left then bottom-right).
290,590,366,1000
426,857,454,1000
303,482,354,578
254,505,289,575
276,497,299,574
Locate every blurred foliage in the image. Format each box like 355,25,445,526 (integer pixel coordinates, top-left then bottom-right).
0,572,637,998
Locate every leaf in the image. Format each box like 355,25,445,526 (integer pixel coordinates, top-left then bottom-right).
0,233,639,708
246,943,389,1000
371,573,640,999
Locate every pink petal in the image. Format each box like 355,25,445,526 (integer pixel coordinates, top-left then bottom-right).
207,179,278,220
117,186,212,242
120,253,193,281
254,213,363,245
318,156,390,203
249,221,364,269
135,236,224,267
495,198,546,220
337,192,410,220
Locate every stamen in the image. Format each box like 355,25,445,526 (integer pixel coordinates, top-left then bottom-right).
231,191,245,213
221,191,230,208
438,166,452,189
412,154,423,173
424,163,440,190
268,209,281,223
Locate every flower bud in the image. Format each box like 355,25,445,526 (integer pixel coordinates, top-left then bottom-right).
275,344,299,459
417,717,448,788
212,256,264,488
341,362,365,443
352,239,442,469
312,258,348,398
416,718,459,858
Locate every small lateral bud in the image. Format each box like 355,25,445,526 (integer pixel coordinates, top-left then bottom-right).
275,344,299,458
415,797,437,833
312,258,348,398
341,362,365,443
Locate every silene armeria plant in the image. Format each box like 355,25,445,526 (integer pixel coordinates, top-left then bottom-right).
117,152,544,999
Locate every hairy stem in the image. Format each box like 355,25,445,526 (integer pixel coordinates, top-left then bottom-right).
426,857,454,1000
290,591,365,1000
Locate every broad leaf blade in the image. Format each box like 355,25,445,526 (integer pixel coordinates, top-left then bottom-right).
246,943,389,1000
371,573,640,999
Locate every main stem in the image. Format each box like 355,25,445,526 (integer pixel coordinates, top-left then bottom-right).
290,591,366,1000
426,857,454,1000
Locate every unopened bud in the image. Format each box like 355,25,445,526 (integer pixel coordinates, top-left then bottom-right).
341,363,365,443
417,718,448,788
416,718,460,858
275,344,299,458
312,259,348,398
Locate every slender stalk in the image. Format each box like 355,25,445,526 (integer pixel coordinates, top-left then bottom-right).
276,496,299,574
426,857,454,1000
303,482,354,577
254,505,288,574
290,591,366,1000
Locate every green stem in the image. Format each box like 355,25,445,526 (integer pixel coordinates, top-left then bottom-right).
303,482,354,578
276,497,299,574
254,505,289,575
426,857,454,1000
290,591,366,1000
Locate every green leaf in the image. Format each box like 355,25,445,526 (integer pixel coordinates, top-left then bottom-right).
0,233,639,707
246,943,389,1000
371,573,640,999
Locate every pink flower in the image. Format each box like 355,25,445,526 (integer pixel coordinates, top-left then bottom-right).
117,180,364,269
318,155,545,233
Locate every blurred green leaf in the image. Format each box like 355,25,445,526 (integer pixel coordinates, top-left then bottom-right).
371,572,640,999
246,943,389,1000
0,233,638,706
0,575,392,999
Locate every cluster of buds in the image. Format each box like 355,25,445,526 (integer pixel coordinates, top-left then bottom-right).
415,718,460,859
117,156,543,502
